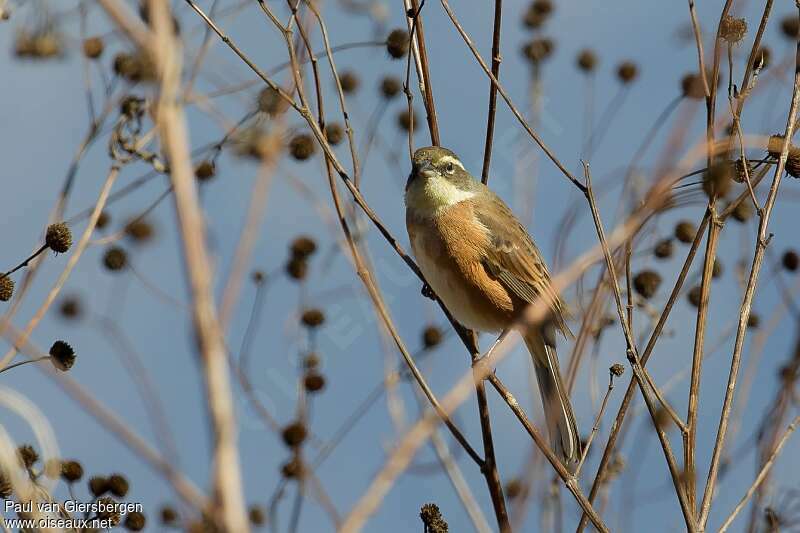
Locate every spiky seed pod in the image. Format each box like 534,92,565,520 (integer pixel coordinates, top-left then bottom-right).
289,133,316,161
103,246,128,272
420,503,449,533
747,313,760,329
125,511,146,531
505,479,523,499
281,422,308,448
380,76,402,99
46,222,72,253
17,445,38,468
720,16,747,44
386,28,409,59
766,134,800,178
119,95,145,118
0,470,11,499
160,506,178,525
712,259,724,279
325,123,344,146
97,497,121,526
286,258,307,280
576,49,597,72
675,220,697,243
687,285,703,307
107,473,129,497
82,36,104,59
304,372,326,393
339,71,360,93
654,239,673,259
59,296,83,320
89,476,109,497
681,72,707,99
397,109,417,132
783,250,799,272
703,161,733,198
290,236,317,259
633,270,662,299
281,457,303,478
422,325,442,348
49,340,76,371
112,52,156,83
781,16,800,40
194,160,216,181
257,87,289,116
124,218,154,244
301,308,325,328
60,460,83,483
249,505,265,526
617,61,638,83
610,363,625,377
0,276,14,302
522,37,554,64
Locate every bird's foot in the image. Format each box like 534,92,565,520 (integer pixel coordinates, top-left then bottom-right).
421,283,436,300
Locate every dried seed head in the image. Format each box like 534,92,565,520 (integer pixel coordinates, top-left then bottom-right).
17,444,38,468
290,236,317,259
46,222,72,253
712,258,724,279
675,220,697,243
654,239,673,259
522,8,546,29
766,134,800,178
125,511,146,531
397,109,417,133
339,70,360,93
281,422,308,448
89,476,109,497
702,161,733,198
160,506,178,525
720,15,747,44
49,340,76,371
0,276,14,302
522,37,554,64
286,258,308,281
616,61,638,84
505,478,523,499
633,270,662,299
103,246,128,272
0,470,11,499
119,95,145,118
681,72,707,99
251,270,266,284
576,49,597,72
14,27,64,60
124,218,155,244
531,0,554,16
289,133,316,161
257,86,289,116
420,503,448,532
82,36,104,59
112,52,156,83
97,497,121,526
281,457,303,478
731,199,753,222
107,473,129,497
194,160,216,182
249,505,265,527
386,28,410,59
687,285,702,307
747,312,760,329
59,295,83,320
304,372,326,393
325,123,344,146
60,460,83,483
422,325,442,348
781,16,800,40
380,76,402,99
301,308,325,328
303,353,320,370
654,407,672,431
783,250,799,272
610,363,625,377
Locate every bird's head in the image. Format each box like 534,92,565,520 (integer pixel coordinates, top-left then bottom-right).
405,146,479,215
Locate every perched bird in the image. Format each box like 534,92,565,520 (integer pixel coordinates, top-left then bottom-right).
405,146,581,470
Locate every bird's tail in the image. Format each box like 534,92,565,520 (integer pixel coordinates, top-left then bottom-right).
523,331,582,472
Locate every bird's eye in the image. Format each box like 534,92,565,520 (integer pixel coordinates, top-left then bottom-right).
445,163,455,174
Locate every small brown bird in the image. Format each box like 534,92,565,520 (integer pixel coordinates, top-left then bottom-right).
405,146,581,470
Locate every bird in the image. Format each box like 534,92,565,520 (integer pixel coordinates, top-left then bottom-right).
404,145,581,471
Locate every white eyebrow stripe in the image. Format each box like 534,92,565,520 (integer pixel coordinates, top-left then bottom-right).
438,155,465,170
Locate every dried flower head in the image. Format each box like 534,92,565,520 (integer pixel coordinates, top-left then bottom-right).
112,52,157,83
781,16,800,40
59,295,83,320
654,239,673,259
420,503,448,533
522,8,546,29
325,123,344,146
194,160,216,182
124,218,155,244
281,422,308,448
60,460,83,483
14,26,64,60
160,506,178,525
617,61,638,84
610,363,625,377
108,473,129,497
747,312,760,329
290,236,317,259
249,505,265,527
46,222,72,253
49,340,76,371
303,353,320,370
675,220,697,243
301,308,325,328
289,133,316,161
681,72,707,99
281,457,303,479
397,109,417,133
0,276,14,302
257,86,289,116
702,161,733,198
251,270,266,284
522,37,554,64
505,478,523,499
380,76,402,99
386,28,410,59
103,246,128,272
97,497,121,526
0,470,11,499
125,510,146,531
304,372,326,393
731,199,753,223
422,325,443,348
339,70,360,93
766,134,800,178
687,285,703,307
720,15,747,44
89,476,109,497
286,258,308,281
712,258,724,279
633,270,662,299
83,36,104,59
783,250,799,272
16,444,38,468
576,49,597,72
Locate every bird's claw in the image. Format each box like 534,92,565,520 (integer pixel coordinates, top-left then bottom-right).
421,283,436,300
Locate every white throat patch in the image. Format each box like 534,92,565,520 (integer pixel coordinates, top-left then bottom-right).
405,173,475,216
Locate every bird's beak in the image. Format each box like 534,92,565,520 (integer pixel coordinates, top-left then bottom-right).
412,160,436,179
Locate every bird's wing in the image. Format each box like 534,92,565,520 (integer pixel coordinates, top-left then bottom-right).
472,191,572,337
